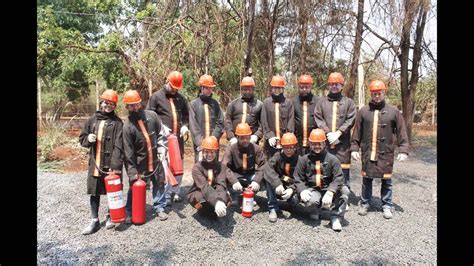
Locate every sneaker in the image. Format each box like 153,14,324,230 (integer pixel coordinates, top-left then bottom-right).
309,213,320,221
331,217,342,231
82,219,100,235
173,194,183,203
268,209,278,223
382,208,393,219
156,211,169,221
105,215,116,230
358,206,369,216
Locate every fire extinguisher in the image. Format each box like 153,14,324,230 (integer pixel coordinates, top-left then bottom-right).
104,173,126,223
168,134,183,176
132,178,146,225
241,188,254,218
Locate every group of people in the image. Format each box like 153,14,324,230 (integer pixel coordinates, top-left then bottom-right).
79,70,409,235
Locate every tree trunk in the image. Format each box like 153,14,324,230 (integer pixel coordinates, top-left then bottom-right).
95,80,100,111
357,63,365,109
38,77,42,131
431,98,435,125
298,1,308,74
343,0,364,99
244,0,256,76
264,0,280,96
148,79,153,99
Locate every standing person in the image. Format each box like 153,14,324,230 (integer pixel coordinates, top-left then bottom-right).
79,89,124,235
187,136,229,218
146,71,190,204
351,80,409,219
292,74,320,156
314,72,356,191
223,123,266,207
294,129,349,232
189,74,224,162
263,133,300,223
122,90,169,222
225,76,263,146
261,75,295,158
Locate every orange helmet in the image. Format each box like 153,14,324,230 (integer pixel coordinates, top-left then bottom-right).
201,136,219,150
100,89,118,103
281,133,298,146
368,80,387,92
327,72,345,84
298,74,313,85
235,123,252,136
167,71,183,90
309,128,327,142
270,75,286,87
123,90,142,104
240,76,255,87
198,74,216,87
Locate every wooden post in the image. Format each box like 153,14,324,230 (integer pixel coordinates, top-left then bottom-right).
38,77,42,130
357,63,364,108
148,79,153,99
95,80,100,111
431,98,436,125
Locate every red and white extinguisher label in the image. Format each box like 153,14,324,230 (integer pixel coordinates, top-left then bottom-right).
107,191,125,210
242,197,253,213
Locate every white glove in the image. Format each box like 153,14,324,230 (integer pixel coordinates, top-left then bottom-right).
157,147,167,161
397,153,408,161
281,188,293,200
250,135,259,143
351,151,360,161
87,134,97,143
300,189,312,203
268,137,277,147
321,191,334,209
180,125,189,137
275,184,285,195
249,181,260,192
214,200,227,217
327,131,342,144
229,137,238,145
161,124,172,137
232,182,243,192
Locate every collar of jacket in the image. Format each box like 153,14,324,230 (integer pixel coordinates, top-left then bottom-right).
241,95,255,103
199,94,213,103
327,92,342,102
164,87,178,98
96,110,115,120
308,149,327,161
271,93,285,103
237,143,251,153
128,109,146,122
369,99,386,110
281,152,298,163
299,92,314,103
202,160,219,169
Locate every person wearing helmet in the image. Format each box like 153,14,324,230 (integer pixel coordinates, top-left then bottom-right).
189,74,225,162
314,72,356,197
224,76,263,146
261,75,295,159
187,136,229,218
292,74,320,156
79,89,124,235
263,132,300,222
223,122,266,209
146,71,190,204
351,80,409,219
122,90,169,222
293,128,349,231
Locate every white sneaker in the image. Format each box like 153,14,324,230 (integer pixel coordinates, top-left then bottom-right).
331,217,342,231
382,208,393,219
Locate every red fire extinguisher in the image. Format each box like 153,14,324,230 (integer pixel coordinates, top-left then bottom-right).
168,134,183,176
104,173,126,223
242,188,254,218
132,178,146,225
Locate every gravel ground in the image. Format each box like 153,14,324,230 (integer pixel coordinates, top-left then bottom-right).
37,141,436,264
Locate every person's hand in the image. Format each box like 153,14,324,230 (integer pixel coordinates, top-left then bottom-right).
327,131,342,144
351,151,360,161
229,137,238,145
250,135,258,144
300,189,312,202
281,188,293,200
180,125,189,137
232,182,243,192
214,200,227,217
321,191,334,209
157,147,167,161
87,134,97,143
248,181,260,192
397,153,408,161
268,137,277,147
275,184,285,195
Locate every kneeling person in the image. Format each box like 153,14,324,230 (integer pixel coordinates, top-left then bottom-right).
187,136,229,218
264,132,300,222
294,128,349,231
